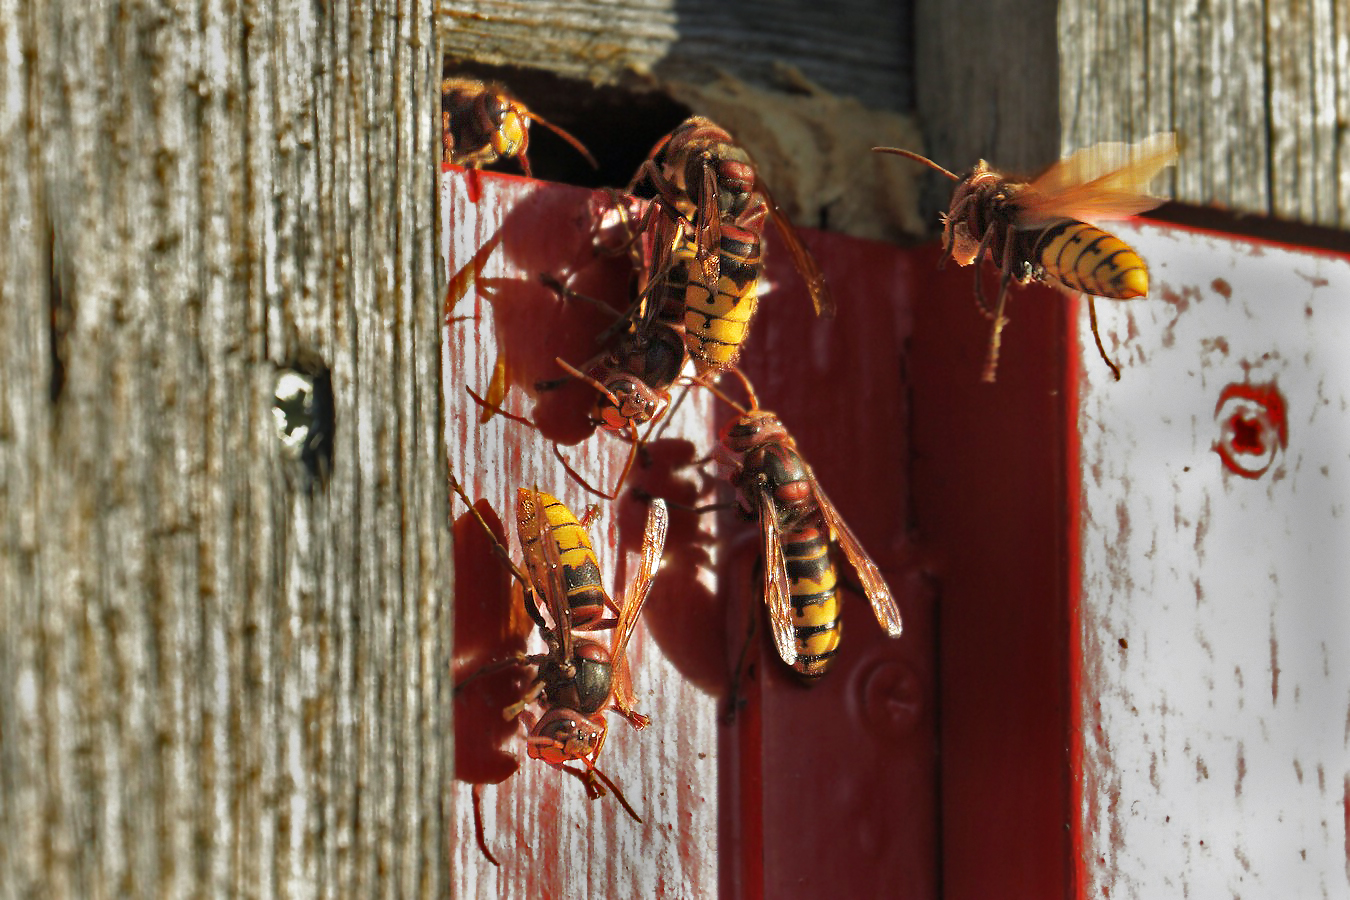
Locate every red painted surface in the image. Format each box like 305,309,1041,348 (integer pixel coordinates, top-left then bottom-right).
1212,380,1288,479
444,165,1075,898
906,255,1076,899
444,167,725,896
729,226,937,900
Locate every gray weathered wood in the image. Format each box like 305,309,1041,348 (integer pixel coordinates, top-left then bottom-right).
438,1,927,244
440,0,913,113
1061,0,1350,230
914,0,1062,177
0,1,452,897
441,0,1349,231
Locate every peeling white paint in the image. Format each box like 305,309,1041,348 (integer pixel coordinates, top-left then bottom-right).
1079,223,1350,899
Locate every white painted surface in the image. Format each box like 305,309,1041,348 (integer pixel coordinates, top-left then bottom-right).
1078,222,1350,898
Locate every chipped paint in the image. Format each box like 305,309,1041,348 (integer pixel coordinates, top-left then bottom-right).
1078,223,1350,898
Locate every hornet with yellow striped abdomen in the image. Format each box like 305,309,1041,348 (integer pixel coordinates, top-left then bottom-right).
874,134,1178,382
710,379,902,681
450,479,668,840
516,488,622,631
629,116,835,377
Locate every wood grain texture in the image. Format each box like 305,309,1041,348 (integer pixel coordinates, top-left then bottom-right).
1060,0,1350,229
437,2,927,246
440,0,912,113
914,0,1061,173
913,0,1061,220
0,1,452,897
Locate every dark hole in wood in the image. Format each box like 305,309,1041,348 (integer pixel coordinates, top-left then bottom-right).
46,219,73,406
441,59,693,190
273,361,334,489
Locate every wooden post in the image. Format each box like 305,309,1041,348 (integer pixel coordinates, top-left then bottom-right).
0,1,452,895
914,0,1062,175
1060,0,1350,230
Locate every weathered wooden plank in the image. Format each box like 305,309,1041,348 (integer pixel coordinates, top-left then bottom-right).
439,0,912,113
1077,223,1350,897
913,0,1061,177
1061,0,1349,229
1267,0,1342,225
0,1,452,897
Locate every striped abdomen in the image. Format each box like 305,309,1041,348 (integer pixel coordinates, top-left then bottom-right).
680,225,762,375
782,523,842,681
741,436,842,681
1029,221,1149,299
519,491,610,630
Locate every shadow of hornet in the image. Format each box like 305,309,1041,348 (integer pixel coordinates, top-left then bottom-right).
446,177,642,446
613,437,735,700
451,498,533,786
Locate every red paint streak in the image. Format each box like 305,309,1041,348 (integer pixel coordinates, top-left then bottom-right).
1339,777,1350,890
1199,336,1230,358
1343,776,1350,886
624,438,730,696
1068,293,1090,900
1270,626,1281,704
1213,381,1289,479
441,162,486,203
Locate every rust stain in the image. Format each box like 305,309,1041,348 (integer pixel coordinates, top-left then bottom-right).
1210,277,1232,298
1194,626,1214,661
1199,336,1230,360
1235,742,1245,798
1270,618,1281,704
1115,499,1131,556
1159,285,1189,312
1196,756,1209,781
1345,776,1350,886
1194,493,1210,562
1293,758,1304,784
